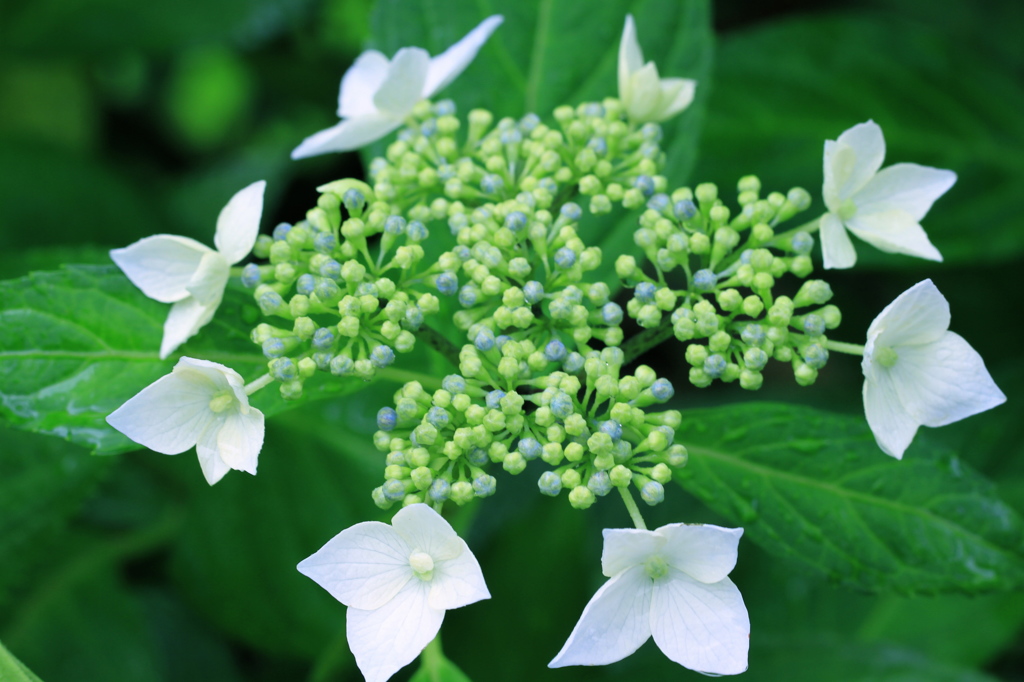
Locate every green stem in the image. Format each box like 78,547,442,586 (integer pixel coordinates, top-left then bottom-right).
244,373,275,395
825,340,866,356
376,367,444,390
620,316,674,365
768,213,824,249
619,486,647,530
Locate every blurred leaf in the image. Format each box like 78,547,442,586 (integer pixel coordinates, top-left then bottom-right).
675,402,1024,595
0,425,110,611
0,265,364,453
0,61,97,151
0,640,44,682
4,558,164,682
165,46,254,151
695,13,1024,266
0,245,112,280
368,0,713,288
410,643,473,682
169,406,381,660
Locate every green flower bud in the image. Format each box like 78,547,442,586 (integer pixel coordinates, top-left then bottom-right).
503,451,527,474
564,442,585,463
794,280,833,308
410,466,433,491
610,465,632,487
450,480,475,505
717,288,742,312
590,194,612,214
689,367,713,388
739,369,763,390
794,362,817,386
695,182,718,205
561,468,582,489
685,344,709,367
708,331,732,353
790,255,814,278
689,232,710,255
820,304,842,329
650,463,672,484
568,485,596,509
742,295,764,318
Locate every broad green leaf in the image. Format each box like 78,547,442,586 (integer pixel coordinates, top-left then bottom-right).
368,0,714,285
0,265,364,454
0,640,44,682
674,403,1024,595
694,12,1024,266
169,401,383,659
0,425,110,611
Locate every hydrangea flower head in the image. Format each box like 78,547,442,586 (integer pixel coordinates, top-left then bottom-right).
862,279,1006,458
106,357,265,485
298,504,490,682
291,15,504,158
618,14,697,124
110,180,265,358
550,523,749,675
821,121,956,269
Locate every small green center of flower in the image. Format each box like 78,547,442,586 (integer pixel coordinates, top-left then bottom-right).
643,555,669,580
409,551,434,580
877,346,899,368
837,198,858,221
208,391,236,413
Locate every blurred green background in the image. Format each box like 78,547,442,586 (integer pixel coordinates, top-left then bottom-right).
1,0,1023,680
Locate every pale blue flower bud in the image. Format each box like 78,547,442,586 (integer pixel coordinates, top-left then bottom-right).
551,392,574,419
313,352,333,371
241,263,261,288
377,407,398,431
600,420,623,441
343,188,365,213
588,471,612,497
741,323,765,346
564,352,584,373
803,314,826,337
802,342,829,370
554,247,577,269
640,480,665,505
295,274,315,295
459,284,480,308
693,269,717,292
370,345,396,368
481,174,504,194
313,233,337,254
314,279,340,302
404,307,424,330
791,231,814,255
519,112,540,131
395,397,420,421
312,327,335,350
538,471,562,496
485,389,506,409
426,406,450,428
560,202,582,221
587,137,608,155
383,479,406,501
704,354,727,378
635,281,656,303
384,215,406,235
674,199,698,220
474,327,496,352
406,220,428,242
650,378,675,401
545,339,567,362
420,118,438,136
495,334,511,350
272,223,291,240
262,338,286,358
473,475,496,497
500,128,522,144
428,478,450,503
434,99,456,116
634,175,655,197
467,447,489,466
435,271,458,296
442,375,467,394
743,347,769,371
448,213,468,233
329,355,354,376
258,291,286,315
601,302,624,325
270,357,298,381
647,193,670,212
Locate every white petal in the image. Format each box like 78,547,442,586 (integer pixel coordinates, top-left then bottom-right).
656,78,697,121
174,356,244,388
196,426,231,485
867,279,950,348
186,251,230,306
846,209,943,263
548,566,653,667
853,163,956,222
862,367,919,459
297,521,413,610
618,15,645,100
373,47,430,117
105,371,216,454
290,114,403,159
833,120,885,198
601,528,662,577
214,180,265,264
347,579,444,682
625,63,663,122
820,212,858,269
338,50,391,118
424,15,504,97
890,332,1006,428
160,296,218,359
110,235,212,303
215,408,264,475
391,504,463,561
658,524,742,584
429,539,489,610
651,572,749,676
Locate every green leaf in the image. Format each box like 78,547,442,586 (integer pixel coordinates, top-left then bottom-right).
409,641,473,682
0,640,44,682
0,425,110,610
368,0,714,286
695,12,1024,266
0,265,364,454
169,401,383,659
674,402,1024,595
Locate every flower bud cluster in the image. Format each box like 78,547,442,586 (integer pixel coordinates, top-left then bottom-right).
367,98,668,219
243,179,441,398
618,176,841,388
371,347,685,512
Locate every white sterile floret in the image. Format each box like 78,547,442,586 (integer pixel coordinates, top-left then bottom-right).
106,357,265,485
110,181,265,358
820,120,956,269
862,279,1006,459
291,15,504,159
550,523,749,676
618,14,697,124
297,504,490,682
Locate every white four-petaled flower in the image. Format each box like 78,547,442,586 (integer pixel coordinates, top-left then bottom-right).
298,504,490,682
106,357,265,485
110,180,266,358
291,16,504,159
618,14,697,124
821,120,956,269
550,523,749,676
862,279,1006,459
